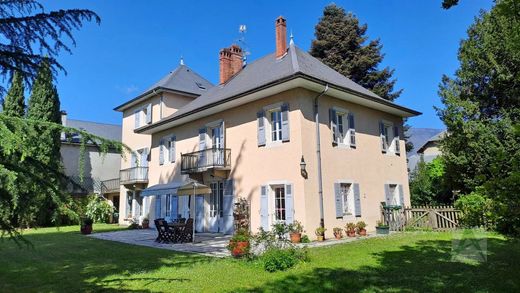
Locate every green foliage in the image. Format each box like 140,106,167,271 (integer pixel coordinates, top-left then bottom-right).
0,114,127,239
0,1,100,94
410,157,451,205
288,220,304,234
260,247,309,272
437,0,520,237
2,71,25,117
85,195,114,223
310,4,402,101
300,234,311,243
454,188,494,228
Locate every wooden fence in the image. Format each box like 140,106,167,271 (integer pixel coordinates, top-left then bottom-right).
381,204,461,231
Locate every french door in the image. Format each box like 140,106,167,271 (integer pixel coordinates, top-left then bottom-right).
209,181,224,232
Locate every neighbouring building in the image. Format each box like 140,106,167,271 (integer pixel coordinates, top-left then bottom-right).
406,128,444,173
61,112,122,220
114,17,420,238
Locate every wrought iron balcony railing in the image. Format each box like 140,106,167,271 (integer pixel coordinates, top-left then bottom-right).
120,167,149,185
181,148,231,174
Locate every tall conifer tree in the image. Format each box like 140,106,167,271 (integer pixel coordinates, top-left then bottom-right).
310,4,402,101
2,71,25,117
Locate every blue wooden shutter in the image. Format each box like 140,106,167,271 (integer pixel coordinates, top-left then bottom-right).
329,108,337,144
169,136,176,162
171,195,178,220
393,126,401,155
334,183,343,218
260,185,269,230
348,113,356,148
380,121,387,153
199,128,206,166
257,111,266,146
134,110,140,128
146,103,152,124
220,121,225,148
159,138,164,165
353,183,361,217
281,103,290,142
223,179,234,234
384,184,392,205
285,183,294,224
155,195,161,220
398,184,405,207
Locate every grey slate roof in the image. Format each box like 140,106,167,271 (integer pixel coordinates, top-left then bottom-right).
65,119,122,143
114,65,214,111
145,65,213,95
150,44,418,127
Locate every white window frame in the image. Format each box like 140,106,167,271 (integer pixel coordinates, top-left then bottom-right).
333,107,355,148
381,120,399,155
133,104,151,129
206,119,224,149
159,135,176,165
264,180,290,226
263,102,284,146
165,194,172,217
386,183,402,206
336,179,355,217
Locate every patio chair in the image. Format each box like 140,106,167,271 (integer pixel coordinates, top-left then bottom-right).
158,219,176,243
178,218,193,243
154,219,168,243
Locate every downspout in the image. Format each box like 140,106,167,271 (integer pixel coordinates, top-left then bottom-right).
314,84,329,229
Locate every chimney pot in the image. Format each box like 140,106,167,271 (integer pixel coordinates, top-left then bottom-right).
219,45,243,84
275,16,287,58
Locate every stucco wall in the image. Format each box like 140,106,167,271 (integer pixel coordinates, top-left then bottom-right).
118,87,411,238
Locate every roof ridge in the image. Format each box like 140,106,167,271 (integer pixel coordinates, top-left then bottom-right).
67,118,122,127
289,43,300,73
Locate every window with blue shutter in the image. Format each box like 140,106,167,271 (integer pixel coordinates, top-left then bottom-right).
398,184,405,207
353,183,361,217
146,103,152,124
159,138,165,165
285,183,294,224
348,113,356,148
380,121,388,153
329,108,338,144
260,185,269,230
169,135,176,162
393,126,400,155
281,103,290,142
222,179,234,234
334,183,343,218
257,110,266,147
134,110,140,129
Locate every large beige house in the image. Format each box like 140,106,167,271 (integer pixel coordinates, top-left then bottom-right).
114,17,420,238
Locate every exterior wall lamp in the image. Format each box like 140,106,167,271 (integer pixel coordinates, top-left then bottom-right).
300,156,308,179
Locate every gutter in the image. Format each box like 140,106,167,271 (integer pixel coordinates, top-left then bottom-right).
135,73,421,134
314,84,329,229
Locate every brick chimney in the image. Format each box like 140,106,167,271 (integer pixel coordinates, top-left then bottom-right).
219,44,243,84
275,16,287,58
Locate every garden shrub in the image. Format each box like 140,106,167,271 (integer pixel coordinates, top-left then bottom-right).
300,234,310,243
260,247,308,272
455,188,494,228
85,195,113,223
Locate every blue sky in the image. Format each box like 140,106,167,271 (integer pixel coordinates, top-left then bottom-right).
33,0,492,128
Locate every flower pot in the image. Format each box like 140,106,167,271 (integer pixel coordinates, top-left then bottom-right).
317,235,324,242
81,225,92,235
346,230,356,237
358,228,367,236
230,240,249,258
376,227,390,235
290,232,302,243
334,233,342,240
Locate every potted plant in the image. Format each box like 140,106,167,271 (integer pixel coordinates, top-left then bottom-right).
356,221,367,236
333,227,343,240
141,217,150,229
376,221,390,235
315,227,326,241
227,229,250,258
81,218,93,235
345,222,356,237
289,220,304,243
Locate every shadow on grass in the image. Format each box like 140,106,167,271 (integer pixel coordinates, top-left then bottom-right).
238,237,519,292
0,227,212,292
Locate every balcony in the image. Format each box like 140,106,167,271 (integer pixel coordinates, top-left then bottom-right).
181,148,231,174
101,178,120,194
120,167,149,188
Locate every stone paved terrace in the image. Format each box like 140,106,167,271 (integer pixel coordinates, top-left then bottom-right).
89,229,232,257
89,228,390,257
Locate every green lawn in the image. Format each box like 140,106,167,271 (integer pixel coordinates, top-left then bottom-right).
1,225,519,292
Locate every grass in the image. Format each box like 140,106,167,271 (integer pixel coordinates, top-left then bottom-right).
1,225,519,292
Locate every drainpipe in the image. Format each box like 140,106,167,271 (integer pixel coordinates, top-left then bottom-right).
314,84,329,229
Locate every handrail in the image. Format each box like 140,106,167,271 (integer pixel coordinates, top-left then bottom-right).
181,148,231,173
120,167,149,184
